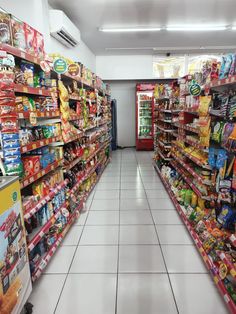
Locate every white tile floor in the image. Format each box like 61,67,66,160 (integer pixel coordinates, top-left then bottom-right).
28,148,229,314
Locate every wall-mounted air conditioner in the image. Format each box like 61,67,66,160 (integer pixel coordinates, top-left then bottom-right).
49,9,81,48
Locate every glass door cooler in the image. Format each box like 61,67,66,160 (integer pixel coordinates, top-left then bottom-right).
136,84,154,150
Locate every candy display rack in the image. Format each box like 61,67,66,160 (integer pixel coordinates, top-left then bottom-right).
0,36,112,283
153,65,236,313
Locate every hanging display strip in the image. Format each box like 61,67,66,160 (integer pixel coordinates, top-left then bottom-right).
21,136,62,153
28,201,68,252
18,110,60,119
20,159,63,189
170,160,211,200
172,142,211,170
14,84,57,97
153,164,236,314
0,43,42,65
171,153,211,185
24,180,68,220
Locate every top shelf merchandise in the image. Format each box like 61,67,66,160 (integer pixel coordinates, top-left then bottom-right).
0,7,112,284
153,55,236,313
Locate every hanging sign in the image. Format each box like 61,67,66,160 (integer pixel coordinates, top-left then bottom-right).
68,63,80,77
53,58,68,74
189,81,201,96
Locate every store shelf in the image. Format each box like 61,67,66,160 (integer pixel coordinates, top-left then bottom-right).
157,140,172,149
205,75,236,90
21,136,62,153
18,110,60,119
84,141,110,164
31,210,78,282
14,84,57,97
62,132,84,145
0,43,42,65
28,200,68,252
174,123,200,134
156,150,172,161
171,153,211,185
217,251,236,279
157,119,172,123
170,160,211,200
156,125,175,133
183,137,209,152
172,142,211,170
183,108,199,115
24,180,68,220
20,159,63,189
31,157,110,282
153,163,236,314
64,156,83,171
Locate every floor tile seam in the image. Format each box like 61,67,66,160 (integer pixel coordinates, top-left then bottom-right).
136,155,180,314
115,151,122,314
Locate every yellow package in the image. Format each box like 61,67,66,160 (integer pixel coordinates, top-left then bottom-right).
198,96,211,116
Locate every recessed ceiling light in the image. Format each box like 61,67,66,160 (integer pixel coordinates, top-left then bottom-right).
99,27,161,32
166,25,227,31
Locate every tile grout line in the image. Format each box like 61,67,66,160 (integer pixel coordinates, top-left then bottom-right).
53,169,98,313
135,152,180,314
115,150,123,314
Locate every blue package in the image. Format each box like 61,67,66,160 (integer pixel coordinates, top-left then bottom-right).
3,147,21,157
4,154,22,164
1,133,20,141
216,149,228,170
2,138,20,149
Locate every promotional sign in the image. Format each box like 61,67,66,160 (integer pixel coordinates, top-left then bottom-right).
0,177,32,314
68,63,80,77
53,58,68,74
189,81,202,96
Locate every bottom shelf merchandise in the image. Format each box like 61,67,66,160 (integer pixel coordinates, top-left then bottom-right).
28,150,111,280
153,162,236,313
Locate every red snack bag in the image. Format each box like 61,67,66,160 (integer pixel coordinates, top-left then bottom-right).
22,155,41,177
0,116,18,133
0,71,15,90
35,30,45,59
10,15,26,51
0,104,17,116
0,90,15,98
24,23,36,55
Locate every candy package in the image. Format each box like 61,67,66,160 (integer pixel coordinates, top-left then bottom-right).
10,15,26,51
0,70,15,90
21,61,34,87
211,121,225,143
4,161,23,176
0,8,12,44
35,30,45,59
24,23,36,55
0,116,18,133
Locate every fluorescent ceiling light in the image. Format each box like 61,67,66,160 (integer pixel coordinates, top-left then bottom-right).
232,26,236,30
167,25,227,31
99,27,161,32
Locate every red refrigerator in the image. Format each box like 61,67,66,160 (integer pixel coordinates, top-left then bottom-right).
136,84,154,150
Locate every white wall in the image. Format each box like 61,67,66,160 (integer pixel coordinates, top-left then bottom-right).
0,0,96,71
109,81,136,147
96,55,153,80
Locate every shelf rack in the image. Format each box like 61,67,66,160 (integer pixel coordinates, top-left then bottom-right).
153,163,236,314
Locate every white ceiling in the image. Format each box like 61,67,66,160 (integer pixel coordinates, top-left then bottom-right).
49,0,236,55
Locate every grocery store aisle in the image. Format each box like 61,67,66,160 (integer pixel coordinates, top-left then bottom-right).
28,149,228,314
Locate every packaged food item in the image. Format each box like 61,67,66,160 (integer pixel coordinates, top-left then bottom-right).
4,161,23,176
24,23,36,55
22,155,41,177
0,116,18,133
211,121,225,143
0,8,12,44
21,61,34,87
198,96,211,116
35,30,45,59
10,15,26,51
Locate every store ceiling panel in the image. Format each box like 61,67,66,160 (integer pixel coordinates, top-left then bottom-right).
49,0,236,55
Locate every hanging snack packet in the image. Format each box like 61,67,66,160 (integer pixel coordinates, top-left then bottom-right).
198,96,211,116
211,121,225,143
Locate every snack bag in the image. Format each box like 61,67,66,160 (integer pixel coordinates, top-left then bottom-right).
0,8,12,44
24,23,36,55
10,15,26,51
21,61,34,87
35,30,45,59
211,121,225,143
198,96,211,116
